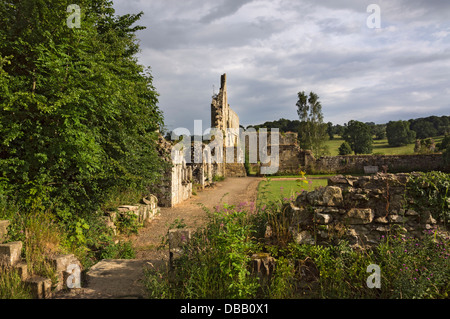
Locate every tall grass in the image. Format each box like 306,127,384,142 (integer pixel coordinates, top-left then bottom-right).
0,267,33,299
143,177,450,299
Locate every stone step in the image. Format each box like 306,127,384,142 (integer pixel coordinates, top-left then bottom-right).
25,276,52,299
47,254,82,291
13,260,28,281
0,241,22,267
0,220,10,243
83,259,162,298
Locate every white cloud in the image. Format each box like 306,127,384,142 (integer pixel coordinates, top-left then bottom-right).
113,0,450,130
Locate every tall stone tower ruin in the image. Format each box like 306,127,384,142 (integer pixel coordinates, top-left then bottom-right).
210,74,246,177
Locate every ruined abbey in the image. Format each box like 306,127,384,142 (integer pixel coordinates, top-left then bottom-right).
153,74,447,207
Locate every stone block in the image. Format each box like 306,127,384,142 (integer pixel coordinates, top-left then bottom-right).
168,228,193,260
288,203,313,226
364,166,379,174
118,205,142,222
422,211,437,224
48,254,79,272
405,209,419,216
292,230,315,245
251,253,275,281
314,212,332,224
0,220,10,243
389,215,407,223
345,208,374,225
307,186,343,207
118,205,140,213
26,276,52,299
102,216,117,235
374,216,389,224
348,225,381,245
0,241,22,266
13,260,28,281
48,254,82,291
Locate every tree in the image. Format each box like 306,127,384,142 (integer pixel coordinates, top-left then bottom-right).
326,122,334,140
440,135,450,166
338,142,352,155
342,120,373,154
334,124,345,137
386,121,416,146
0,0,167,212
410,118,438,139
296,91,328,156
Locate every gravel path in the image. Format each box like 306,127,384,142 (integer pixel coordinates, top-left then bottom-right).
53,176,262,299
132,176,262,261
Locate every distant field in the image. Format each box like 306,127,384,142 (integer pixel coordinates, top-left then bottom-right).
324,135,444,156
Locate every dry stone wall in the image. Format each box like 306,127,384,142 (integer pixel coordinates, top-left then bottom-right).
310,153,446,174
282,173,445,248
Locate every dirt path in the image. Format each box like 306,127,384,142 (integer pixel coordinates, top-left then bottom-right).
53,177,262,299
131,176,262,261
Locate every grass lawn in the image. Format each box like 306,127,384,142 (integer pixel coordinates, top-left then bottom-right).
325,135,444,156
257,178,328,203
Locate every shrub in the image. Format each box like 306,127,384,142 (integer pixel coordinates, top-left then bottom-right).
144,179,450,299
338,141,353,155
406,171,450,227
377,230,450,298
145,205,260,299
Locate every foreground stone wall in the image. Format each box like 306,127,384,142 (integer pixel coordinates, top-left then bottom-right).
282,173,446,248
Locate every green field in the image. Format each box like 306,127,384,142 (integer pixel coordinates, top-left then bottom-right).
257,178,328,203
324,135,444,156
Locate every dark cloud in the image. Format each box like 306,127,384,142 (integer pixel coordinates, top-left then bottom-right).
113,0,450,131
200,0,255,23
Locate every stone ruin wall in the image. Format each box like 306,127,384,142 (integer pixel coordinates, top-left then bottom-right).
152,72,448,207
280,173,447,249
247,131,313,175
249,132,447,175
152,135,193,207
153,73,247,207
310,153,446,174
211,73,246,178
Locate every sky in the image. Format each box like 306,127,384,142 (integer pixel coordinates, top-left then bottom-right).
112,0,450,134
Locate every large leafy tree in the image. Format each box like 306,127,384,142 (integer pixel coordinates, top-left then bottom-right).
296,91,328,156
0,0,166,212
342,120,373,155
386,120,416,147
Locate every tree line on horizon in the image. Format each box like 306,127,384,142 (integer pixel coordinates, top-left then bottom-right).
247,115,450,143
247,93,450,162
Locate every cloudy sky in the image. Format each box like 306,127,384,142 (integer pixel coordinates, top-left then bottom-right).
112,0,450,133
